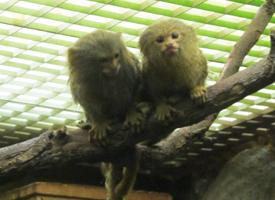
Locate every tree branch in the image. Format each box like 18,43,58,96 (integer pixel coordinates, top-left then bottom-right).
220,0,275,79
1,0,275,185
0,37,274,182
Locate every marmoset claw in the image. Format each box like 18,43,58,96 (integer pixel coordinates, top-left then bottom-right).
190,86,207,105
155,103,175,121
123,111,144,133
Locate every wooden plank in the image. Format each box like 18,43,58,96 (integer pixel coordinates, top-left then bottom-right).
0,182,172,200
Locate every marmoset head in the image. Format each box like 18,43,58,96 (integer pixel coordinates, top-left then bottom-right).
139,19,198,60
68,30,127,77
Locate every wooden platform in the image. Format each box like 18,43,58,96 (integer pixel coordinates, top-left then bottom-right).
0,181,172,200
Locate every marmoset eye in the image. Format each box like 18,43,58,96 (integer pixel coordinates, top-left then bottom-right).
171,32,179,39
156,36,165,43
114,53,119,58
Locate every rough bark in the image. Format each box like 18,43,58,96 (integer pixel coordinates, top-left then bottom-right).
0,43,274,182
1,0,275,187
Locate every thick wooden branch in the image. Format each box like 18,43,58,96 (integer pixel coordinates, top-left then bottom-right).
1,0,275,181
0,38,274,182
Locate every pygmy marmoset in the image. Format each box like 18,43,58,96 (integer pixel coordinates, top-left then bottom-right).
139,19,208,121
68,30,143,141
67,30,142,200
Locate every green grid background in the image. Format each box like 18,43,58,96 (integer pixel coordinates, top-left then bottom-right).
0,0,274,147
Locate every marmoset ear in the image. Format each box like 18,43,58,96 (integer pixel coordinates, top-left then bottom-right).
68,46,82,54
67,47,83,66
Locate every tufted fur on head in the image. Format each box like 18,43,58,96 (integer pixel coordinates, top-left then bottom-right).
139,19,200,65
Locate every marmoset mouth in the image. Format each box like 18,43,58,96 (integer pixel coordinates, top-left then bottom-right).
103,68,120,77
164,47,179,55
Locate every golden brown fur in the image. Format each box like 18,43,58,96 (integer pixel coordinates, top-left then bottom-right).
139,19,208,120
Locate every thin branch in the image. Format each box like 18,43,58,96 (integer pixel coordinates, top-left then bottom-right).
167,0,275,145
221,0,275,79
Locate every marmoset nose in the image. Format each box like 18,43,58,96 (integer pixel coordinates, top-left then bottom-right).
112,59,118,67
166,43,174,48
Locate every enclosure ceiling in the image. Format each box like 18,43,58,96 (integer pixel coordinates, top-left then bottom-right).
0,0,274,147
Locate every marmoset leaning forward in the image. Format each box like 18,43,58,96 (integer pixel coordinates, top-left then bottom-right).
68,30,143,141
139,19,208,120
67,30,142,200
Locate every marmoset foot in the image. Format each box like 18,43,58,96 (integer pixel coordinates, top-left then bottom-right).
89,121,111,145
155,103,175,121
190,85,207,105
123,111,144,133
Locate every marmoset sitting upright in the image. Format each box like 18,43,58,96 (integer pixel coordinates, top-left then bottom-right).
67,30,142,200
139,19,208,120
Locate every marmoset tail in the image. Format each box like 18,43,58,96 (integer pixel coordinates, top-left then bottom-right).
102,148,140,200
